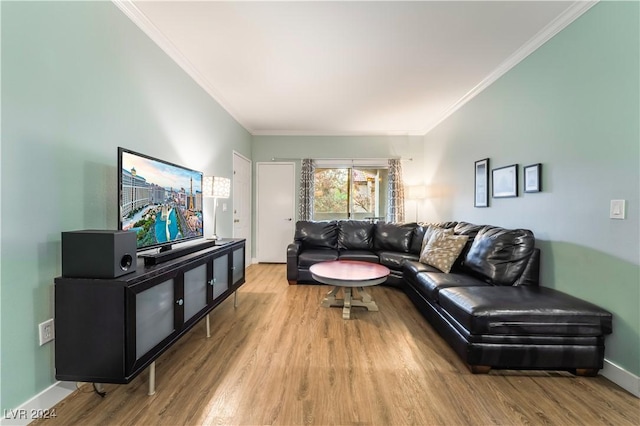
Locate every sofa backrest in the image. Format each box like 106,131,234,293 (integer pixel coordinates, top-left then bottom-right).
373,222,415,253
461,226,536,286
294,220,338,249
338,220,374,250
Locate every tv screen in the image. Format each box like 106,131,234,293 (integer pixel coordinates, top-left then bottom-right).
118,147,204,251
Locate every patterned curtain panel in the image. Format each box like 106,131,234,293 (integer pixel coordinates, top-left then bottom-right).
387,159,405,223
298,159,315,221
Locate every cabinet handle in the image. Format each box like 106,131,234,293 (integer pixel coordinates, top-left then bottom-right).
176,299,184,306
231,266,236,271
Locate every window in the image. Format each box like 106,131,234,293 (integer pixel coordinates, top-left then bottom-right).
313,167,388,221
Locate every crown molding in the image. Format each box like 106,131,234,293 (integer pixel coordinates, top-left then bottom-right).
111,0,252,133
420,0,599,136
252,129,424,137
113,0,598,138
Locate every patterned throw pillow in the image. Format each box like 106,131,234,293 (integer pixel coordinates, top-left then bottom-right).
420,225,454,253
419,232,469,273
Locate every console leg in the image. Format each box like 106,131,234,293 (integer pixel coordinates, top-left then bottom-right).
206,314,211,338
148,362,156,396
288,280,297,285
234,291,238,308
469,365,491,374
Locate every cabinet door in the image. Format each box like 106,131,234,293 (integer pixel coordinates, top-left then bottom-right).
212,253,229,299
135,278,175,360
232,245,245,286
184,263,208,322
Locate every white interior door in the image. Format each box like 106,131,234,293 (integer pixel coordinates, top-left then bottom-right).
256,162,295,263
233,152,251,266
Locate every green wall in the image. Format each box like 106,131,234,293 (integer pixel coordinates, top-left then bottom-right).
0,1,251,411
422,2,639,376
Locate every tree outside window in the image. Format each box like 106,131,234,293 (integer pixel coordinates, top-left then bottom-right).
313,168,388,221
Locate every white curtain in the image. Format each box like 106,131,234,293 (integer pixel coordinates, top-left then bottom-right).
387,159,405,223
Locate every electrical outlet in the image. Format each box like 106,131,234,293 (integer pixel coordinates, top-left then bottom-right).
39,319,55,346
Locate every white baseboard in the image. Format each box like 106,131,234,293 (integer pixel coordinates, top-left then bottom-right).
0,382,75,426
601,358,640,398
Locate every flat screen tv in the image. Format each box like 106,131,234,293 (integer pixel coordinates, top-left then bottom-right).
118,147,204,252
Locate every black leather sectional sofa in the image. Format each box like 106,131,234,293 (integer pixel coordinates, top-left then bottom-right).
286,220,613,375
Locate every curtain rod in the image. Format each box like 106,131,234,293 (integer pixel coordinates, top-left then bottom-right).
269,157,413,161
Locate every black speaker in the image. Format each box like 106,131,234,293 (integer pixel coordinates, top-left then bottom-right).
62,230,137,278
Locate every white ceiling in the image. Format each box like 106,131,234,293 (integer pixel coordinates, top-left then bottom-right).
119,1,594,136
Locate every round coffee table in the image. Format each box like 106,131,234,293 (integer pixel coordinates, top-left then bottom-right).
310,260,390,319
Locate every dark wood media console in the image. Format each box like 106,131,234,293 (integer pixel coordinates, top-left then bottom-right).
54,239,246,389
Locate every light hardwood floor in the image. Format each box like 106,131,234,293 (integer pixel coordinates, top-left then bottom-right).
36,264,638,425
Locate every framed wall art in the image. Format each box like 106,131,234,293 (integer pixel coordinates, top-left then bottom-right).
474,158,489,207
524,163,542,193
492,164,518,198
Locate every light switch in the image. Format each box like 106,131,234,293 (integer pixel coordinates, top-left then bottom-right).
610,200,626,220
222,203,228,212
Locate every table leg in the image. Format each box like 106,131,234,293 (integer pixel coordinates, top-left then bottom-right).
322,286,341,307
343,287,352,319
357,287,379,311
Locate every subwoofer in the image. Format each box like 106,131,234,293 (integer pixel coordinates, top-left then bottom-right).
62,230,137,278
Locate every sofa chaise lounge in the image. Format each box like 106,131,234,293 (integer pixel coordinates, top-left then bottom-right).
286,220,612,375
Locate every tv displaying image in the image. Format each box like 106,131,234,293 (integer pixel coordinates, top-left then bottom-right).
118,147,204,251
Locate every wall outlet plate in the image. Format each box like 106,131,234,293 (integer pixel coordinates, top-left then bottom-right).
39,319,55,346
610,200,626,220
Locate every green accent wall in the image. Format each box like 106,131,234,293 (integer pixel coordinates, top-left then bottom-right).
1,2,251,410
422,2,639,376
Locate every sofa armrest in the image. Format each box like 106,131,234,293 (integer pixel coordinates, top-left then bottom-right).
287,242,301,284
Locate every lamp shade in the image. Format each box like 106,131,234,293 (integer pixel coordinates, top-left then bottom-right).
406,185,427,200
203,176,231,199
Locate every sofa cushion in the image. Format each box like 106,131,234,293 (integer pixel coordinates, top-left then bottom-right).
463,226,535,286
420,225,454,253
373,223,414,253
403,260,441,276
338,220,374,250
410,272,489,303
338,250,379,263
409,223,427,254
450,222,486,269
378,251,419,271
409,222,456,254
419,232,469,273
298,249,339,267
453,222,485,238
439,286,613,336
295,221,338,250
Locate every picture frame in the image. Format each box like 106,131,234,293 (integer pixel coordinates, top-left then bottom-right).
492,164,518,198
474,158,489,207
524,163,542,193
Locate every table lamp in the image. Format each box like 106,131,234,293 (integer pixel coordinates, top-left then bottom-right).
203,176,231,241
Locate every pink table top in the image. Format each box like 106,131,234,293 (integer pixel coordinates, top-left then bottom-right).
310,260,390,286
